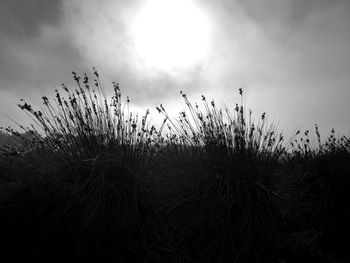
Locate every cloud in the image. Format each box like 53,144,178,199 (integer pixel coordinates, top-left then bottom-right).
0,0,83,98
231,0,350,29
196,0,350,134
0,0,62,40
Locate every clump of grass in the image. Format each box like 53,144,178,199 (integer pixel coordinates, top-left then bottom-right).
289,126,350,158
158,89,285,157
154,89,286,262
16,69,159,158
276,125,350,261
0,69,163,261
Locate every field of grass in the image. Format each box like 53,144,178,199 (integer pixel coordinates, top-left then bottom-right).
1,70,350,262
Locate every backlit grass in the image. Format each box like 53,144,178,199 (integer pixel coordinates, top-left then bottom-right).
0,70,349,262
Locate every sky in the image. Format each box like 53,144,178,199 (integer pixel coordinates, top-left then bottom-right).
0,0,349,140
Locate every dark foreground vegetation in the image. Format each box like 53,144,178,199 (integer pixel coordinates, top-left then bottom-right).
1,70,349,262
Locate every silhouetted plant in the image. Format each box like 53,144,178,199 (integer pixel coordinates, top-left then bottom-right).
154,89,286,262
0,69,163,261
1,69,350,262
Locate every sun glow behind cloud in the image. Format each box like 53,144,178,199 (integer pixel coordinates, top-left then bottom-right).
130,0,211,72
62,0,212,83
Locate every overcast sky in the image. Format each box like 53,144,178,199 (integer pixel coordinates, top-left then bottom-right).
1,0,349,139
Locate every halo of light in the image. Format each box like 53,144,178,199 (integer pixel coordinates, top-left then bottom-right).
131,0,211,71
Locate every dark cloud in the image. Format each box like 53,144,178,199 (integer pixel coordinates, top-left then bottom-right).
0,0,62,39
0,0,82,97
235,0,350,29
288,0,350,23
0,39,24,85
0,34,83,97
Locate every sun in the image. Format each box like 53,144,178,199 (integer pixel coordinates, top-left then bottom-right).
131,0,211,71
